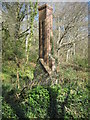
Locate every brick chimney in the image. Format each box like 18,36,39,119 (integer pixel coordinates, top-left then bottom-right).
38,4,53,65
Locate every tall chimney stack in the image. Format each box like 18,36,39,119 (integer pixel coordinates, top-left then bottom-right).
38,4,53,65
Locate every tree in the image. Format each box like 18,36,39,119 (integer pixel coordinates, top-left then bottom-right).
2,2,37,88
53,2,88,63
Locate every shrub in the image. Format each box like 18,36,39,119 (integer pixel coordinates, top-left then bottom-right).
2,99,18,119
73,56,88,68
56,82,89,119
20,85,50,118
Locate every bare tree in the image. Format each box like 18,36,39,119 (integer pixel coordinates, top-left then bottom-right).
53,2,88,64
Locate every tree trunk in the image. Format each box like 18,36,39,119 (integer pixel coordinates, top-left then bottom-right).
26,35,29,63
15,56,20,89
66,49,70,62
16,68,20,89
73,43,75,56
25,5,30,63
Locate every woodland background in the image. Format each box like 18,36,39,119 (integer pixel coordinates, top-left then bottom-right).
1,2,89,119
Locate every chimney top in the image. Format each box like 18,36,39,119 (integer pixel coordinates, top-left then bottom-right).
38,4,53,11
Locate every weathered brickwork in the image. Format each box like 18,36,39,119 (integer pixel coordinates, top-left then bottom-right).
38,4,55,71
